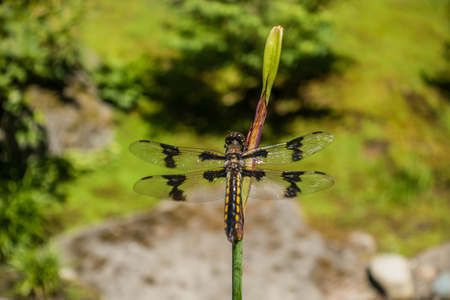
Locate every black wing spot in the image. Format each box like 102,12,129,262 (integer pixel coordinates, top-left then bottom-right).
311,131,324,135
199,151,225,162
282,171,305,197
203,169,227,182
285,185,300,197
161,143,180,168
245,149,268,159
242,169,266,181
162,174,186,201
286,137,304,161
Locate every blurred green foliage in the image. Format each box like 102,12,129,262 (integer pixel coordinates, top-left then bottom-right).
0,1,145,295
0,159,73,261
140,0,337,134
0,0,82,296
0,0,83,181
1,172,47,262
299,0,450,255
0,0,83,87
10,248,61,299
90,59,145,110
423,40,450,100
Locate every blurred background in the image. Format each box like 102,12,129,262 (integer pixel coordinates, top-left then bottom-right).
0,0,449,298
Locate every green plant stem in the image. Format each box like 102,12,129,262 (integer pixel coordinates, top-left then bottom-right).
232,240,243,300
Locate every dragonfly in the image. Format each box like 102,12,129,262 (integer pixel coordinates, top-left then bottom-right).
129,131,334,242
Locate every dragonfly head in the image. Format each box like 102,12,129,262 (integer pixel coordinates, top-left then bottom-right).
225,132,246,152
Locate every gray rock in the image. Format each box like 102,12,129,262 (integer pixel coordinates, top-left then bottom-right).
57,201,325,300
56,200,381,300
433,272,450,298
368,253,415,300
26,72,114,154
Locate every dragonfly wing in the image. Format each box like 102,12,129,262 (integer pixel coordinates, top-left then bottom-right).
242,169,334,201
243,131,334,166
129,140,226,170
133,169,227,203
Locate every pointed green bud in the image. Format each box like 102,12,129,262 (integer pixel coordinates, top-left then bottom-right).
261,26,283,104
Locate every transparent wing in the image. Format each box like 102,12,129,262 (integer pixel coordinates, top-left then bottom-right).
244,169,334,201
243,131,333,166
129,140,226,170
133,169,227,203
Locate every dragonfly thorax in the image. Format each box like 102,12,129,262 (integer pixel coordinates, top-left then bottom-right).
224,132,246,172
224,152,244,172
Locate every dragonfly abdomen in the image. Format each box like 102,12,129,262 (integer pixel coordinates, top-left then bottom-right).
224,170,244,242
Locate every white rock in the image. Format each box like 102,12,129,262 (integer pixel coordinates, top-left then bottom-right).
368,253,415,300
